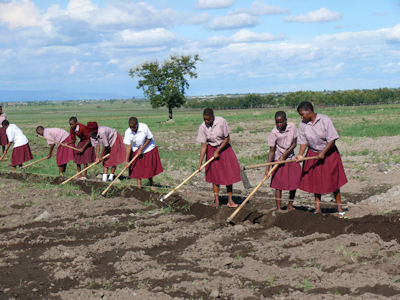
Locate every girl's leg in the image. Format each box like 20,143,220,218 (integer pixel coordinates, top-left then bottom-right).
102,166,109,182
108,166,116,181
213,184,220,207
149,178,155,191
333,189,343,213
2,145,5,153
83,164,88,178
314,194,322,213
59,164,66,175
275,189,282,210
137,178,142,188
76,164,82,178
227,184,237,207
288,190,296,210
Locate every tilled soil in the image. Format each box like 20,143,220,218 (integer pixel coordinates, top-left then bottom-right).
1,173,400,299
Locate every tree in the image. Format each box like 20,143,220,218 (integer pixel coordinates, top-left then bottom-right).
129,54,200,119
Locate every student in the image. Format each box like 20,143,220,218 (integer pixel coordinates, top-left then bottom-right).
2,120,33,171
197,108,241,208
123,117,163,189
0,106,8,154
36,126,74,175
68,117,95,179
87,122,126,182
266,111,301,210
296,101,347,215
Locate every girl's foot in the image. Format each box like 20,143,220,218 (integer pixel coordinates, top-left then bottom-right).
228,202,238,208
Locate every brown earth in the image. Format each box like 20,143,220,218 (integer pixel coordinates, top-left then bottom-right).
1,167,400,299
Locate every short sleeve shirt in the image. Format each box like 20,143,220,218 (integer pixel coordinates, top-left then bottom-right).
196,116,230,147
297,113,339,152
90,126,117,148
0,113,7,128
123,123,156,154
6,124,28,147
43,128,69,145
267,122,297,161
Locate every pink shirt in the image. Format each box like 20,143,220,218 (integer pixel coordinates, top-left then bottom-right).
268,122,297,160
90,126,117,148
43,128,69,145
197,116,230,147
0,113,7,128
297,113,339,153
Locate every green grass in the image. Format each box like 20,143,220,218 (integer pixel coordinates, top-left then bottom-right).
4,100,400,185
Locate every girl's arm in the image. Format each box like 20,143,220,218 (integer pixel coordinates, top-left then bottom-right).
318,140,336,160
213,135,229,159
198,143,207,170
47,144,55,158
280,138,297,161
296,144,308,161
137,138,151,156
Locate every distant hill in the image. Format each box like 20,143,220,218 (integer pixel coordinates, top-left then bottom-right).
0,90,131,101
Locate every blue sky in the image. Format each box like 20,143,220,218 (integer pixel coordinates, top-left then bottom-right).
0,0,399,100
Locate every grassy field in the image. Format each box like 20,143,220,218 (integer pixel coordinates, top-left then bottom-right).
2,100,400,186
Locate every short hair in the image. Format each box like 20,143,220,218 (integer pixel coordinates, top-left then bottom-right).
36,126,44,132
2,120,9,127
129,117,138,125
203,108,214,117
297,101,314,112
275,111,286,120
69,116,78,123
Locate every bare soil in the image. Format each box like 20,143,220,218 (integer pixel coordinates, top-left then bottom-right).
2,133,400,299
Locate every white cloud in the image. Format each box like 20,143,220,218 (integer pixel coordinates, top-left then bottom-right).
206,29,283,46
208,13,259,30
111,28,177,48
285,7,342,23
68,60,79,74
316,23,400,44
387,24,400,42
0,0,46,28
195,0,234,10
250,0,289,16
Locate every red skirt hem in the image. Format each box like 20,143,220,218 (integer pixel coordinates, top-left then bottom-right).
129,147,163,179
56,136,74,166
73,140,95,164
205,144,241,186
11,143,33,167
103,133,125,168
299,147,347,194
0,127,8,146
270,161,301,191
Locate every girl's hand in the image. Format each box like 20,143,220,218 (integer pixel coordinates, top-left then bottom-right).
296,154,303,162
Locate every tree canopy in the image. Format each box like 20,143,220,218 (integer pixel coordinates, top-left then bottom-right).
129,54,200,119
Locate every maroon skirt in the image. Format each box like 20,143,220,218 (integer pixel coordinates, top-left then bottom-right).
299,147,347,194
129,147,163,179
0,127,7,146
11,143,33,167
205,144,241,186
270,161,301,191
56,136,74,166
103,133,125,168
73,140,95,164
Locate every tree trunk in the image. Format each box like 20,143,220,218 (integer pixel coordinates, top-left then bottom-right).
168,107,173,119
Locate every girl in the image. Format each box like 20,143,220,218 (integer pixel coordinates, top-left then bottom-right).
36,126,74,175
2,120,33,171
296,101,347,215
197,108,241,208
266,111,301,210
123,117,163,189
0,106,8,154
68,116,95,179
87,122,125,182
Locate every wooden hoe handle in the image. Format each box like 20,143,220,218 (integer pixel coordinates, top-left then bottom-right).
22,156,48,168
61,153,110,185
38,135,81,152
160,156,215,202
101,153,140,196
227,163,279,223
244,156,319,170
